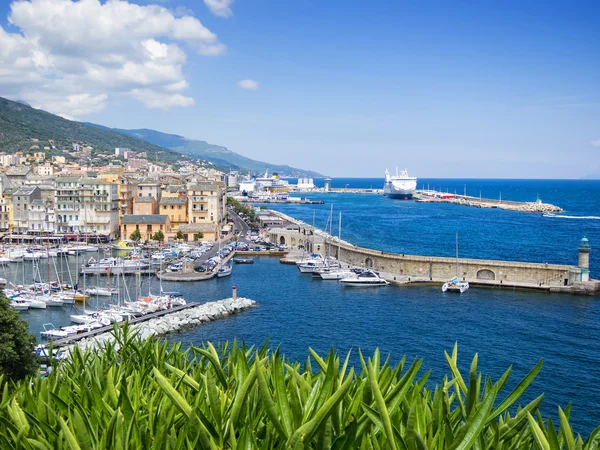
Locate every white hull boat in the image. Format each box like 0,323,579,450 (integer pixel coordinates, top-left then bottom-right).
217,265,232,278
10,300,29,311
340,270,389,287
442,277,469,293
85,287,117,296
319,269,354,280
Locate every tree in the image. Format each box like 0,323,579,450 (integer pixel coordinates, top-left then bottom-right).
153,230,165,242
193,232,204,241
175,230,184,241
0,292,37,382
130,229,141,241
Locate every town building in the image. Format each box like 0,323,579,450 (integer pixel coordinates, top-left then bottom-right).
187,182,225,226
120,214,170,241
55,176,119,237
11,186,41,232
159,196,188,231
133,196,157,215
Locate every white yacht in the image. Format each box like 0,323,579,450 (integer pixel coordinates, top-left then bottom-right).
318,268,355,280
340,270,389,286
384,168,417,199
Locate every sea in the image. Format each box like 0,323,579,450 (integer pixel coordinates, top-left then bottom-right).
16,178,600,435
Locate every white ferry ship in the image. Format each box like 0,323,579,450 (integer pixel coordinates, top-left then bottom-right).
384,168,417,199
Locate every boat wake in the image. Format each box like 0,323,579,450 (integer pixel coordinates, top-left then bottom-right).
545,215,600,220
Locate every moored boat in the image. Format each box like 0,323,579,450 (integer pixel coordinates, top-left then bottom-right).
233,258,254,264
340,270,389,286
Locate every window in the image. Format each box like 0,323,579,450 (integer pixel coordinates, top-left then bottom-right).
147,225,152,232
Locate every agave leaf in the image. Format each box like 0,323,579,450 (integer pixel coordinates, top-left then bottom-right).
559,407,576,450
451,385,497,450
527,413,551,450
368,361,397,449
489,360,542,422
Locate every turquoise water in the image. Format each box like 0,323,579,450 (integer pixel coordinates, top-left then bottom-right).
19,179,600,434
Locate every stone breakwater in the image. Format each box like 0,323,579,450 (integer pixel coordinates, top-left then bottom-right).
63,298,256,354
414,194,563,213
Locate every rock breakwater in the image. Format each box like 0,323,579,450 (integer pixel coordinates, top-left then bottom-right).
63,298,256,354
415,195,563,213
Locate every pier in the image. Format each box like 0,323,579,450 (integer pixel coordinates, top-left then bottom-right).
268,211,599,295
48,297,257,350
413,190,563,213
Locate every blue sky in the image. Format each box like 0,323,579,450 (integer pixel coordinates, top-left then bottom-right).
0,0,599,178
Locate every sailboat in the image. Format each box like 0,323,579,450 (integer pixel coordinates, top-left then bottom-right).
318,212,353,280
442,232,469,293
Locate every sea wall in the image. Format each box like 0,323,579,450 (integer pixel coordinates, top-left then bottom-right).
268,211,589,290
63,298,256,354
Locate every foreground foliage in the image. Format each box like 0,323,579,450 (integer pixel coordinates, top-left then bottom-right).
0,292,37,383
1,325,599,449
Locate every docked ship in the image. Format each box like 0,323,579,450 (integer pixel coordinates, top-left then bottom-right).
383,168,417,199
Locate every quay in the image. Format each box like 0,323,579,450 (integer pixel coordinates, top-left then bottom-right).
268,211,600,295
48,297,257,350
413,190,563,213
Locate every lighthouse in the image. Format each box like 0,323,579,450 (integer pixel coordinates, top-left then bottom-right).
578,237,590,281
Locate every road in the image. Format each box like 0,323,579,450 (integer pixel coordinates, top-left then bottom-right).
192,210,250,266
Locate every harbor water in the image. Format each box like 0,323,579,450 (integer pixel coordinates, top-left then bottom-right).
14,178,600,434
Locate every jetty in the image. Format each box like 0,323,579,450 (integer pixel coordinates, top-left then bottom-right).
268,211,599,295
49,297,257,351
413,190,563,213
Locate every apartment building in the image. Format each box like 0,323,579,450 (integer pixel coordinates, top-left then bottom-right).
12,186,41,232
55,176,119,237
186,182,225,225
133,196,157,214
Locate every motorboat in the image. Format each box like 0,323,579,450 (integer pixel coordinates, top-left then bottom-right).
217,265,233,278
318,268,355,280
233,258,254,264
442,277,469,293
85,286,117,297
41,296,64,307
340,270,389,287
298,260,326,273
10,300,29,311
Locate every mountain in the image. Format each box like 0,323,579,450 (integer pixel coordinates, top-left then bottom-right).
85,124,324,177
0,96,193,167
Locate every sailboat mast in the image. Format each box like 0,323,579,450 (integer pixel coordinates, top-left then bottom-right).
311,210,315,253
455,232,459,276
338,212,342,262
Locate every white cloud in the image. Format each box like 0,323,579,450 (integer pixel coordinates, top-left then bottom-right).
237,79,259,91
203,0,234,18
0,0,226,118
591,140,600,147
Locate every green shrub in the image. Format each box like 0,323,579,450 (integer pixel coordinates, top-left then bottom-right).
0,292,37,382
1,326,598,448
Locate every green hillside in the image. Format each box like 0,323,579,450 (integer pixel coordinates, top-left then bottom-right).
86,124,324,177
0,97,189,166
